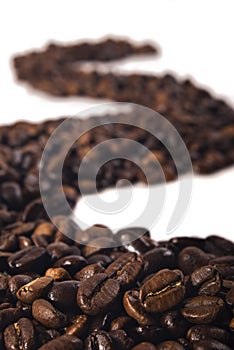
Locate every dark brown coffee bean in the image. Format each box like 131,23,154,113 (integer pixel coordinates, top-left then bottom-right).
77,273,120,316
181,296,224,324
0,307,22,332
209,256,234,278
87,253,112,267
53,255,87,275
47,280,80,312
38,334,83,350
193,339,232,350
179,247,210,275
160,310,189,338
1,182,23,211
226,287,234,306
74,263,105,282
16,276,53,304
8,246,50,274
45,267,72,281
8,274,33,299
0,232,17,252
131,342,157,350
105,252,143,287
4,317,36,350
123,290,156,326
204,236,234,256
85,330,114,349
190,265,222,296
32,299,67,329
139,269,185,312
66,314,89,338
109,329,134,349
143,248,176,275
82,237,115,258
46,242,80,262
110,316,136,331
187,325,232,345
88,312,113,333
157,341,185,350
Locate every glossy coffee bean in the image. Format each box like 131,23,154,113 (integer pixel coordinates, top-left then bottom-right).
32,299,67,329
77,273,120,316
105,252,143,288
16,276,53,303
8,246,50,274
45,267,72,281
4,317,36,350
123,290,156,326
110,316,136,331
66,314,89,338
181,296,224,324
53,255,87,276
84,330,114,349
46,242,80,261
187,325,232,345
74,263,105,282
139,269,185,312
38,334,83,350
209,256,234,278
47,280,80,312
179,247,210,275
190,265,222,296
143,248,176,275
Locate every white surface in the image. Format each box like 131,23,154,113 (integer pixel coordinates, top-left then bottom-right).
0,0,234,240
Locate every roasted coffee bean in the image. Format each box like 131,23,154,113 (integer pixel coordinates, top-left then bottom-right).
190,265,222,295
187,325,232,345
0,232,17,252
8,274,33,299
45,267,72,281
66,314,89,338
38,334,83,350
109,329,134,349
47,280,80,312
82,237,115,258
139,269,185,312
209,256,234,278
77,273,120,316
8,246,50,274
53,255,87,276
74,263,105,282
105,252,143,288
157,341,185,350
226,287,234,306
47,242,80,262
1,182,23,211
110,316,136,331
181,296,224,324
160,310,189,338
18,236,32,249
88,312,113,333
204,236,234,256
4,317,36,350
79,225,113,246
192,339,232,350
84,330,114,349
123,290,156,326
0,307,22,332
179,247,210,275
32,299,67,329
87,254,112,267
143,247,176,275
16,276,53,304
131,342,157,350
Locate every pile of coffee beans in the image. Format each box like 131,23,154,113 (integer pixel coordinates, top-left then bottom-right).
13,38,234,173
0,220,234,349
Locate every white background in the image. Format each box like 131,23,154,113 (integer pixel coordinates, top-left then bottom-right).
0,0,233,241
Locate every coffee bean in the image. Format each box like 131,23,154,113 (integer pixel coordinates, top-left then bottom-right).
129,325,167,344
139,269,185,312
143,248,176,275
181,296,224,324
8,246,50,274
105,252,143,288
84,330,114,349
32,299,67,329
8,274,33,299
160,310,189,338
47,280,80,313
82,237,115,258
226,287,234,306
109,329,134,349
38,334,83,350
66,314,89,338
193,339,232,350
179,247,210,275
4,317,36,350
87,254,112,267
0,307,22,332
45,267,72,281
110,316,136,331
187,325,232,345
53,255,87,276
46,242,80,262
209,256,234,278
123,290,156,326
16,276,53,304
74,263,105,282
157,341,185,350
77,273,120,316
190,265,222,296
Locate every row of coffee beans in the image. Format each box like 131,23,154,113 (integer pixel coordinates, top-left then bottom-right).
0,220,234,349
13,38,234,173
